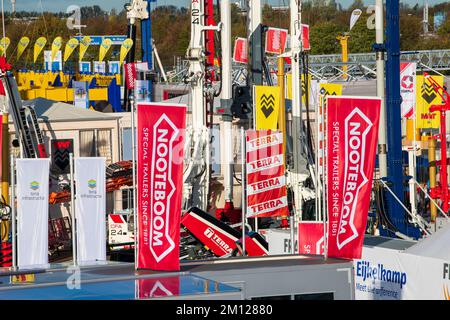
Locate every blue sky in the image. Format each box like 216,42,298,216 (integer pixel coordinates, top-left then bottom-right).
11,0,450,12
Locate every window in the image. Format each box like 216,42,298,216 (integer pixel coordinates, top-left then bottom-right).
79,129,113,164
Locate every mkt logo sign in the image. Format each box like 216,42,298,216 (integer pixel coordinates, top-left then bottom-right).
149,115,178,263
337,108,372,250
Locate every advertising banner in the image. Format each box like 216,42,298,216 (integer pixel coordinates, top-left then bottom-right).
265,27,288,54
298,221,325,255
33,37,47,63
119,38,134,66
16,37,30,61
301,24,310,50
74,157,106,263
400,62,416,119
51,36,63,62
286,73,311,105
355,246,450,300
0,114,2,175
73,81,89,109
265,229,297,255
63,38,79,62
320,83,343,97
79,36,92,62
246,130,288,218
137,103,186,270
93,61,106,73
124,62,137,90
415,74,443,129
326,96,381,259
0,37,10,56
350,9,362,30
99,38,113,62
254,85,280,130
16,159,50,268
233,38,248,64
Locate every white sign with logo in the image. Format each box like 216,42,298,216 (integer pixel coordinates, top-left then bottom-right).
265,229,298,255
355,245,450,300
74,157,106,263
16,159,50,268
44,50,62,71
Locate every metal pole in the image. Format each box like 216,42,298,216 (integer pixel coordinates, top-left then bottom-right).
221,0,234,205
2,113,9,205
241,127,246,256
375,0,388,178
289,215,295,254
130,94,138,268
69,153,77,266
10,154,16,269
428,136,438,222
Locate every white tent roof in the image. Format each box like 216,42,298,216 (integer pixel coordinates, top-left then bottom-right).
20,98,122,122
404,221,450,260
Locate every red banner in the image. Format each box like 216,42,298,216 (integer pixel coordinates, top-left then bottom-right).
246,130,288,218
124,62,137,89
136,276,180,299
326,97,381,259
137,103,186,270
233,38,248,64
298,222,325,255
301,24,310,51
265,27,288,54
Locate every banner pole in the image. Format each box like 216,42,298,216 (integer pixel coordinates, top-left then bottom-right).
69,153,77,266
130,94,138,269
10,154,16,270
241,127,246,256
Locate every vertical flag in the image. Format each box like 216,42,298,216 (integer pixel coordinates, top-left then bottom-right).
16,159,50,268
326,96,381,259
415,74,443,129
79,36,92,62
137,103,186,270
246,130,289,218
233,38,248,64
119,38,134,66
301,24,310,50
350,9,363,30
33,37,47,63
0,37,10,56
74,157,106,263
320,83,343,97
51,36,63,62
400,62,416,119
63,38,79,62
99,38,113,62
16,37,30,61
254,85,280,130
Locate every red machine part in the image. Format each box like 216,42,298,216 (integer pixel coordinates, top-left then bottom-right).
425,72,450,212
181,207,240,257
204,0,216,81
237,233,269,257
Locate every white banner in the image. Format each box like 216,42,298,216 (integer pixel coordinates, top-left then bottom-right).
17,159,50,268
400,62,416,119
74,157,106,264
355,246,450,300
